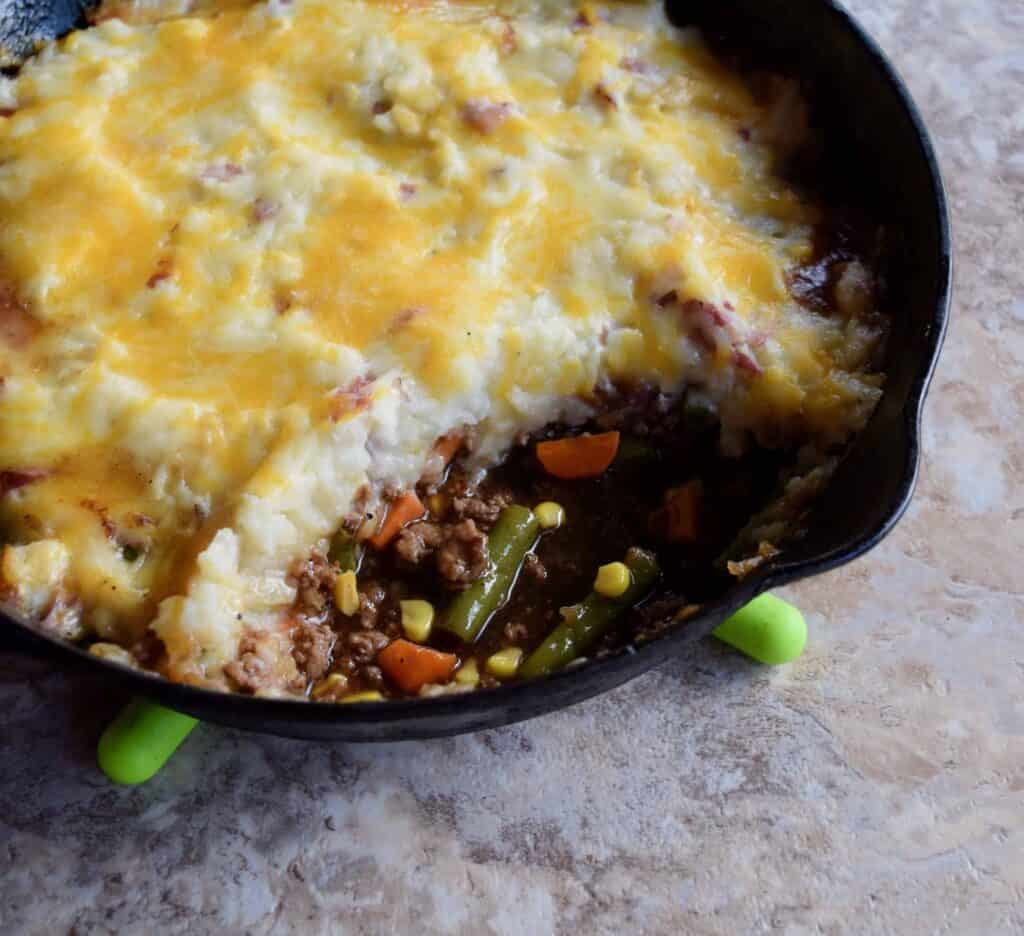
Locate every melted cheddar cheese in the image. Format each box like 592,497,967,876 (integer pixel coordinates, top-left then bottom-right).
0,0,883,691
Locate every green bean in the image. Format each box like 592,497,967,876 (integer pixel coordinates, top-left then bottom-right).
614,435,657,465
328,529,363,573
520,547,659,679
440,504,540,643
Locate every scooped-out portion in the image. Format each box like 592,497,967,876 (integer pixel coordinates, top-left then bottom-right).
0,0,886,699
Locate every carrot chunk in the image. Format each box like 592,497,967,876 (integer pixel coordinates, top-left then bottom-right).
433,433,463,468
378,639,458,694
536,431,620,479
368,491,426,549
649,480,702,543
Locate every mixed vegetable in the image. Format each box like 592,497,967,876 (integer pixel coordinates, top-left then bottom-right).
78,392,792,700
317,489,659,697
246,400,792,703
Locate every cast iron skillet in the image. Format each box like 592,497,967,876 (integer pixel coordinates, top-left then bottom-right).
0,0,950,739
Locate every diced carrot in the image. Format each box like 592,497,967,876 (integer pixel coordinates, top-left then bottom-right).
536,431,620,480
378,639,458,693
649,480,702,543
368,491,426,549
433,433,463,468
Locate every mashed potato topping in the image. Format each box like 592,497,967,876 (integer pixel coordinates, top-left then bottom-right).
0,0,883,690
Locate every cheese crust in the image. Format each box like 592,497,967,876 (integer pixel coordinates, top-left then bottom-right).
0,0,884,691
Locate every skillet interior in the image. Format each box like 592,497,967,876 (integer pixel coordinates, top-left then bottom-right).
0,0,950,739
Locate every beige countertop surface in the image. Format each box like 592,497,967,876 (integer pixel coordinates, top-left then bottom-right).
2,0,1022,932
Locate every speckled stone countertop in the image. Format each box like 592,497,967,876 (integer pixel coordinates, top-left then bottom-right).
2,1,1022,932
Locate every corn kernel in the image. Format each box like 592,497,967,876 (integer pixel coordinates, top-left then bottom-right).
88,642,136,667
594,561,631,598
311,673,349,701
335,569,360,616
401,599,435,643
485,647,523,680
392,104,422,136
455,657,480,686
534,501,565,530
339,691,384,704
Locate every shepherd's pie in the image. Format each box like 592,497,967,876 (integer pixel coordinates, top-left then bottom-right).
0,0,885,697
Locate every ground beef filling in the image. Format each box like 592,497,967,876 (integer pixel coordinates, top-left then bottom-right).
224,631,280,694
290,551,336,622
393,475,510,589
291,618,333,683
229,391,823,700
394,518,489,589
288,552,338,684
244,474,516,696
